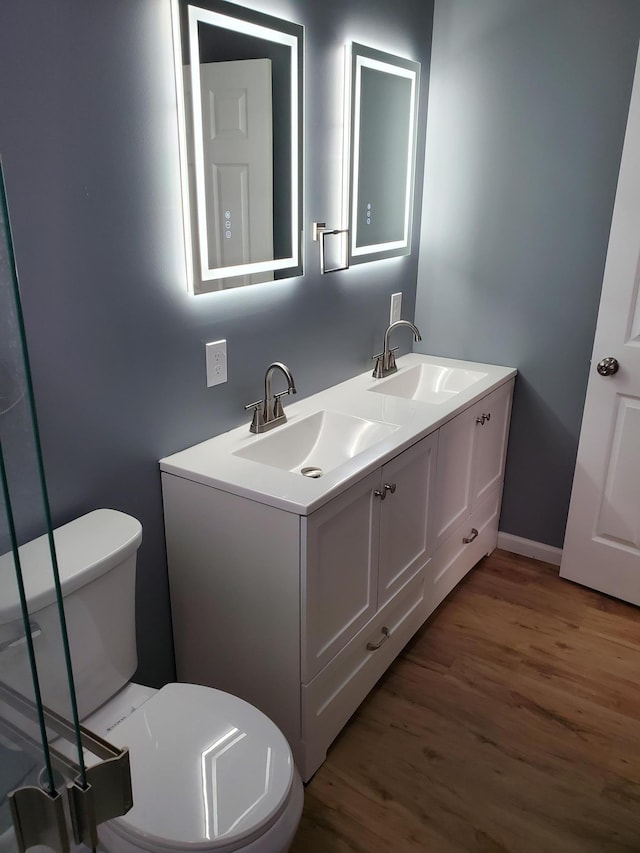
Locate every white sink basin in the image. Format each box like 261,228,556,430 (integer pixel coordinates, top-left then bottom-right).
233,410,398,477
369,363,488,404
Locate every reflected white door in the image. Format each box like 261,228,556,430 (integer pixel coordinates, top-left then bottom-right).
560,46,640,604
199,58,274,287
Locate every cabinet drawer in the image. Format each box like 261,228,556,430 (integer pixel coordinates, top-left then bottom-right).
423,482,502,620
302,570,425,779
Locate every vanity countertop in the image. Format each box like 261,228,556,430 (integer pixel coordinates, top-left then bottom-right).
160,353,517,515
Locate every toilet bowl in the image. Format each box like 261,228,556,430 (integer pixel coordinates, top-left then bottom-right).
0,510,303,852
86,683,303,853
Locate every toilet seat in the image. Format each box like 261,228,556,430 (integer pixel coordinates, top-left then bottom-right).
92,683,296,852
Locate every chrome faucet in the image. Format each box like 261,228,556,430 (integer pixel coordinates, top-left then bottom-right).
372,320,422,379
245,362,297,433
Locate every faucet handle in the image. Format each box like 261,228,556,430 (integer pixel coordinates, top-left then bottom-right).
372,347,399,361
273,389,294,420
372,347,399,379
244,399,265,434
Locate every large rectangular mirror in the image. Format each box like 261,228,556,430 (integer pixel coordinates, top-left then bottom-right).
172,0,303,293
346,43,420,266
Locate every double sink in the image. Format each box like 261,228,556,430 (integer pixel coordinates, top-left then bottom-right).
233,362,488,477
160,354,516,515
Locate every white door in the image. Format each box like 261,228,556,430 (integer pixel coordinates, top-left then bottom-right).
560,46,640,604
198,58,274,288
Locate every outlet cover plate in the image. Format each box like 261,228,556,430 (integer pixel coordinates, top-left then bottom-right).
206,340,227,387
390,292,402,324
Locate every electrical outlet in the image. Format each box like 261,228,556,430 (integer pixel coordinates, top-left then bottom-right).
390,292,402,324
206,340,227,387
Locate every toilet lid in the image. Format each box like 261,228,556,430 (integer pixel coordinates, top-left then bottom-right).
102,683,295,852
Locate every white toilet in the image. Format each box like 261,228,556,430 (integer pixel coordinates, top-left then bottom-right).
0,509,303,852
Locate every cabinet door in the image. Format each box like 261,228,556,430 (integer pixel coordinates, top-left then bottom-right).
433,406,477,546
377,433,438,609
302,469,380,682
472,382,513,505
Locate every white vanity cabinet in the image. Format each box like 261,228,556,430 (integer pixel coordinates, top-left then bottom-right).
162,432,437,782
160,355,516,782
424,379,514,617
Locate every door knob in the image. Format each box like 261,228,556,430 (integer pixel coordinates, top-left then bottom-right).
596,357,619,376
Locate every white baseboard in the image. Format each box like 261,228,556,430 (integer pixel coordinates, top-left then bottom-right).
496,532,562,566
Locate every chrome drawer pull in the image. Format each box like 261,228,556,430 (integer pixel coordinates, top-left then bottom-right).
462,527,479,544
373,488,386,500
384,482,396,495
367,626,390,651
475,412,491,425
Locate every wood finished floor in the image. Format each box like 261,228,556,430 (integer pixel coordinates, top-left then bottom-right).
290,549,640,853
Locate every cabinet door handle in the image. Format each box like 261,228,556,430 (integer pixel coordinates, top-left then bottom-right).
384,482,396,495
374,488,386,500
475,412,491,425
366,626,390,651
462,527,479,544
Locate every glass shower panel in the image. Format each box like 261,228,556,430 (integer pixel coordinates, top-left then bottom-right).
0,162,86,850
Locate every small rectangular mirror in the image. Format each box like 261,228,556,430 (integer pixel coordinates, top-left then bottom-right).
346,43,420,266
172,0,303,293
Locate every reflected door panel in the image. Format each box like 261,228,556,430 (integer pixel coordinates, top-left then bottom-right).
200,59,274,288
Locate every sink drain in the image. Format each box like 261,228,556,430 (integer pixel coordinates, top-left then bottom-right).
301,466,323,479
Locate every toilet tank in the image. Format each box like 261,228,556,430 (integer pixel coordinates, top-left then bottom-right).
0,509,142,720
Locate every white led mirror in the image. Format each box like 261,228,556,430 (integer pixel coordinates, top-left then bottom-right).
346,43,420,266
172,0,303,293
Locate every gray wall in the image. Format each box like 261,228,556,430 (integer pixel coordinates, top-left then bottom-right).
0,0,433,686
415,0,640,549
